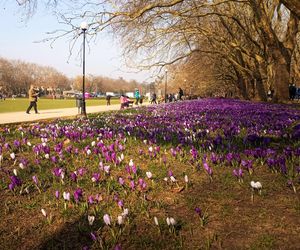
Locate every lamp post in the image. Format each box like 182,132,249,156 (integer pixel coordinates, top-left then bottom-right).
80,21,88,117
164,69,168,103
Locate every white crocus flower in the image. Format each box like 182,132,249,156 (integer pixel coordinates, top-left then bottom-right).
163,177,169,182
170,176,176,182
91,141,96,147
117,215,124,225
42,142,47,147
45,154,50,159
27,141,32,147
166,217,170,226
63,191,70,201
122,208,129,217
129,159,134,167
88,215,95,226
250,181,262,190
86,149,91,155
169,217,176,225
13,169,18,176
154,216,159,226
104,165,110,174
19,162,25,169
120,153,124,161
149,146,153,152
41,209,47,217
10,152,15,160
103,214,111,225
146,171,152,179
184,175,189,183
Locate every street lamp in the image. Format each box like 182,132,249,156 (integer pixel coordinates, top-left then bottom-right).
164,69,168,103
80,21,88,117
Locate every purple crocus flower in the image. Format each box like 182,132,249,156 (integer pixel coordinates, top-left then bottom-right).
114,244,122,250
9,175,22,190
13,140,21,148
10,175,22,186
190,147,198,160
203,162,213,176
52,167,63,177
4,143,11,150
54,142,63,153
125,165,131,174
74,188,83,202
51,156,58,164
210,153,218,164
138,178,147,190
70,172,77,182
170,148,177,157
74,148,79,155
65,145,72,153
109,143,115,152
88,195,94,204
129,180,135,190
131,165,137,174
90,232,97,241
195,207,203,217
55,190,60,199
92,172,101,183
78,167,86,176
118,200,124,208
168,170,173,177
32,175,38,185
118,177,125,186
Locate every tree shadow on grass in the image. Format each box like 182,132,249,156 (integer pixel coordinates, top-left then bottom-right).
37,216,92,250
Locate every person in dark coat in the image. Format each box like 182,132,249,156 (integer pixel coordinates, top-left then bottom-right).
178,88,184,100
106,95,111,105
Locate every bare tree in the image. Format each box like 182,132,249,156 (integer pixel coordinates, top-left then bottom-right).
10,0,300,101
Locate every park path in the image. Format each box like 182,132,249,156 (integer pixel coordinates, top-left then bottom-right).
0,104,124,125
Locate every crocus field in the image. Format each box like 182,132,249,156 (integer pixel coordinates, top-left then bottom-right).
0,98,300,249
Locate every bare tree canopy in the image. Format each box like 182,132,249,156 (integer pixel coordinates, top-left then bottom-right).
7,0,300,102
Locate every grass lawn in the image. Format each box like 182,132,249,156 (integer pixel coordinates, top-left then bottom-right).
0,98,121,113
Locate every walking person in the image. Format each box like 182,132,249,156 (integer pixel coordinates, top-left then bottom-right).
291,84,297,101
151,93,157,104
106,95,111,105
134,88,140,105
26,85,39,114
178,87,184,100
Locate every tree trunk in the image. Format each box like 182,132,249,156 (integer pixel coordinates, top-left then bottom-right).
234,68,249,100
267,48,290,102
249,0,295,102
255,78,267,101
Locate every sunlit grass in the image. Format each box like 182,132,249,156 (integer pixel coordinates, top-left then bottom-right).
0,97,121,113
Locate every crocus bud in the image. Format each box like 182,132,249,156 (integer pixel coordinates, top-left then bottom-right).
10,152,15,160
103,214,111,225
41,209,47,217
88,215,95,226
117,215,124,225
154,216,159,226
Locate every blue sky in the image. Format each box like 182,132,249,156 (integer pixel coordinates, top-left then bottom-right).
0,1,150,82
